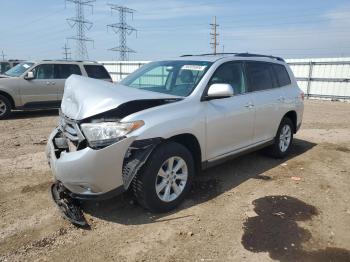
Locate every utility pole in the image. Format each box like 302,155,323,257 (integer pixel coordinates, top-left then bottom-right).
107,4,136,61
65,0,95,60
1,50,6,61
210,16,219,55
62,43,72,60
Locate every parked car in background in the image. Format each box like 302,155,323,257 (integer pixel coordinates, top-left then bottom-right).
0,60,23,75
46,53,304,226
0,60,112,119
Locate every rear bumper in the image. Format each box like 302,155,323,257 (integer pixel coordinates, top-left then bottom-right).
46,128,134,197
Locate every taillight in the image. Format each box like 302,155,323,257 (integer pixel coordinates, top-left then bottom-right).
300,92,305,101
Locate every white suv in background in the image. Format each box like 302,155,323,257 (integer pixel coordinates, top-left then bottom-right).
0,60,112,119
47,53,304,226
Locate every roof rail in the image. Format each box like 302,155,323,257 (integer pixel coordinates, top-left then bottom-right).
41,59,98,63
180,53,238,57
234,53,285,62
180,52,285,62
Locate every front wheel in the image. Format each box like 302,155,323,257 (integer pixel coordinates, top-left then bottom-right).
266,117,294,158
132,141,195,212
0,95,11,120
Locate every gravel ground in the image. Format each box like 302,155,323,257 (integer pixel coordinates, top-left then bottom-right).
0,100,349,262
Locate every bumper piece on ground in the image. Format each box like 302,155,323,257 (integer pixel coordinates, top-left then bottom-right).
51,182,89,228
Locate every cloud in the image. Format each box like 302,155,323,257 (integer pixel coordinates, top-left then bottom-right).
218,5,350,58
102,0,222,21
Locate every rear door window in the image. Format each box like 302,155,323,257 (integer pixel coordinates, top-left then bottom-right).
0,62,11,74
273,64,291,87
83,65,111,80
245,62,275,92
55,64,82,79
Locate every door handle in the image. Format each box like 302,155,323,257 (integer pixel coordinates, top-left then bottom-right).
51,82,56,85
278,96,285,102
45,81,51,85
244,102,254,108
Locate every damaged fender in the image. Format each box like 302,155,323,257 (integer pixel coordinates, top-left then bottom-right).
122,138,163,189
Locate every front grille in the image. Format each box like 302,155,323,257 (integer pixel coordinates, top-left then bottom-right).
58,111,85,144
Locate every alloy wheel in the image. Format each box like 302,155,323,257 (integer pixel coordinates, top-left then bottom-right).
0,100,7,117
279,125,292,152
155,156,188,202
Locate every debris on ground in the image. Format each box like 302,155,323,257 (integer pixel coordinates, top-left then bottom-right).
33,139,47,145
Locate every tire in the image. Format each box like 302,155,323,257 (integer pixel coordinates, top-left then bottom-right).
266,117,294,158
0,95,11,120
132,141,195,213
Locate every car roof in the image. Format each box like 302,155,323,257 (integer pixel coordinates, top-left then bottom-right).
26,60,102,65
171,53,286,64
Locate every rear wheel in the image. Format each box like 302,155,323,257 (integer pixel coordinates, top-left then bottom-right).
266,117,294,158
132,141,194,212
0,95,11,120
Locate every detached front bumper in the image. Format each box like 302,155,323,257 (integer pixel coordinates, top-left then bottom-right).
46,128,135,198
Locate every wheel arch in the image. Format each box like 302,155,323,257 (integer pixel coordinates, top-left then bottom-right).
0,90,15,109
283,110,297,133
167,133,202,176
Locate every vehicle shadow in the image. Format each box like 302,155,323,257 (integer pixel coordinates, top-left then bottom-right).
8,109,58,120
81,138,316,225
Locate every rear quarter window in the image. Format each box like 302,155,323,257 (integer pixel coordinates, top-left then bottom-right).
84,65,111,80
245,62,275,92
273,64,291,87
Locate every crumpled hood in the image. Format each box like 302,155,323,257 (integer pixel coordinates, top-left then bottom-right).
61,75,181,120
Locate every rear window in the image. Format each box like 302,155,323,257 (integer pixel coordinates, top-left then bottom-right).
55,64,82,79
84,65,111,79
246,62,275,92
273,64,291,87
0,62,11,74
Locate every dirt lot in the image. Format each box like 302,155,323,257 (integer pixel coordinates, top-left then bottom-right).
0,100,349,262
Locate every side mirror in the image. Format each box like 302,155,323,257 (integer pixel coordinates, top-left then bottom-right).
205,83,234,100
24,71,34,80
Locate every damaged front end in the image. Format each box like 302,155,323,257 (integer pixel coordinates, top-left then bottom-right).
48,112,168,227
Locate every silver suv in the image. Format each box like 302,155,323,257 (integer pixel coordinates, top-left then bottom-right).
46,53,304,225
0,60,112,119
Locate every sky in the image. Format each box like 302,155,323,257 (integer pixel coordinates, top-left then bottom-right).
1,0,350,61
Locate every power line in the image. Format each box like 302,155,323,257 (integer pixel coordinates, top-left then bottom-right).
62,43,72,60
65,0,95,60
210,16,219,54
107,4,137,61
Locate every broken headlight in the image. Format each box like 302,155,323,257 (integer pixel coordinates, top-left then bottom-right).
81,120,144,148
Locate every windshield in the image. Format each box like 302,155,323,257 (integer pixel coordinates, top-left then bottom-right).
120,60,212,97
5,62,34,77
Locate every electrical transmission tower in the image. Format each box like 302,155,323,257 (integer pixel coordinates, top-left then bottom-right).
1,50,6,61
107,4,136,61
210,16,219,55
65,0,95,60
62,43,72,60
